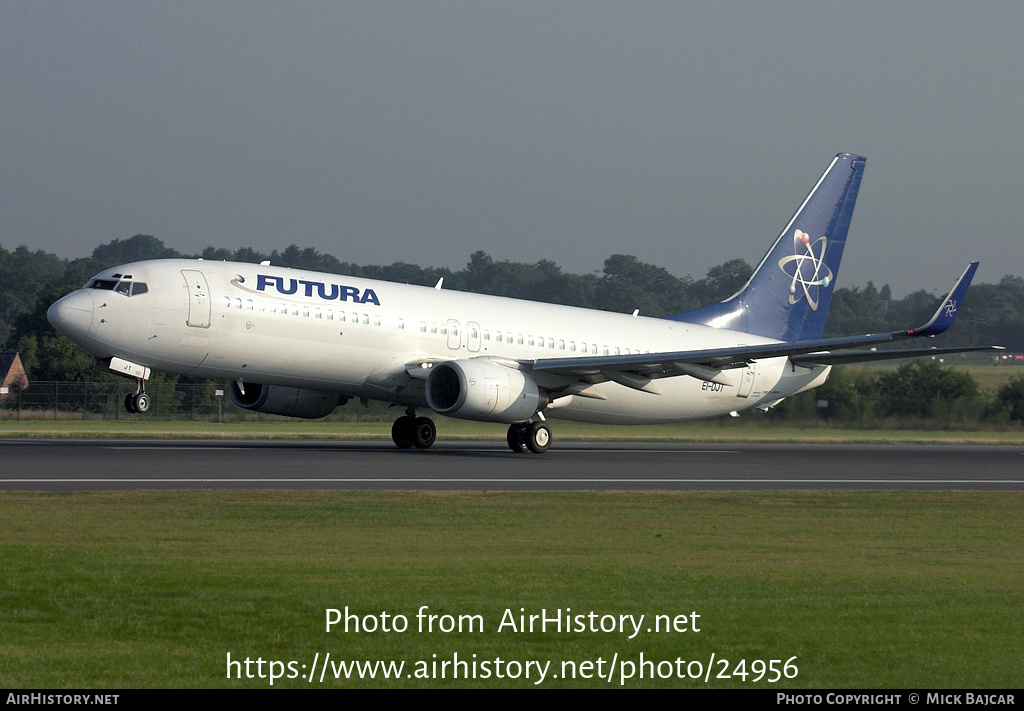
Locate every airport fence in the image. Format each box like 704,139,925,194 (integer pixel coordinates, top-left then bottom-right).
0,380,1016,427
0,381,229,421
0,381,384,422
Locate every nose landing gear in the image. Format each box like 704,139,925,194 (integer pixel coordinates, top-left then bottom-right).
124,383,151,414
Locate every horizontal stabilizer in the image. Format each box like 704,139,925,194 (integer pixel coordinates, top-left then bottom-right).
791,345,1003,367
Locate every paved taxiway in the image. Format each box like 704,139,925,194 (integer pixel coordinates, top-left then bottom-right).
1,439,1022,491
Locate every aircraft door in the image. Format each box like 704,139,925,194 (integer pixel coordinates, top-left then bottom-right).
447,319,461,350
181,269,211,328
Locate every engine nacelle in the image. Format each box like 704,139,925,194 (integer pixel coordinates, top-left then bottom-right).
425,360,546,423
228,381,344,419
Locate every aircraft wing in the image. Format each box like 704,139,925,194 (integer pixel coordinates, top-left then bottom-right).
527,263,1000,383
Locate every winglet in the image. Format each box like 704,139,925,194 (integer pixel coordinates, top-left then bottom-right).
902,262,978,338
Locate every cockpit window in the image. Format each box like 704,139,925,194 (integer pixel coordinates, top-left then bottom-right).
85,278,148,296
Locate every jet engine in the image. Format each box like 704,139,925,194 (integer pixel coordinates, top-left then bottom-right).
228,381,344,419
425,360,546,422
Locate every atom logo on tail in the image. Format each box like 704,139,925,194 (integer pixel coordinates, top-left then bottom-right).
777,229,833,311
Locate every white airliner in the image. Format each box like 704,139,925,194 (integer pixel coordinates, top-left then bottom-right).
48,153,998,453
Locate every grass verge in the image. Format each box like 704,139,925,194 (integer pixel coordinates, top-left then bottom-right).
2,490,1021,688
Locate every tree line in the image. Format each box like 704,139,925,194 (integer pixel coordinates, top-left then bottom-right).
773,360,1024,426
2,234,1022,393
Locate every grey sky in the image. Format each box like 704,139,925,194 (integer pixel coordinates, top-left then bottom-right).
2,1,1022,296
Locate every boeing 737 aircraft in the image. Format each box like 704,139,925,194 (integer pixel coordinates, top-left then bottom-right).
48,153,999,453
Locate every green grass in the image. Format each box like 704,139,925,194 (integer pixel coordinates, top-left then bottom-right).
2,491,1022,688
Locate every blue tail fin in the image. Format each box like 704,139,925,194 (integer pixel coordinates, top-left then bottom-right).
669,153,866,341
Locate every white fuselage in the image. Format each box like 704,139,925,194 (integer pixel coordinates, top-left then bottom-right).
50,259,830,424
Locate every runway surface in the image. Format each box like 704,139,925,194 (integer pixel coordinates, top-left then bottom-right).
1,439,1023,491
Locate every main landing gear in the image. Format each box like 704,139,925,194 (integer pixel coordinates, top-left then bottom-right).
506,421,551,454
390,411,552,454
124,381,151,414
391,409,437,449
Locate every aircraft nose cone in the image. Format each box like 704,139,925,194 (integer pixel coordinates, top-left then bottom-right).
47,290,94,342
